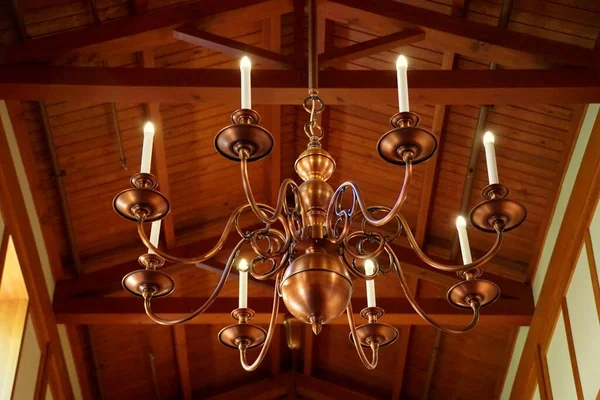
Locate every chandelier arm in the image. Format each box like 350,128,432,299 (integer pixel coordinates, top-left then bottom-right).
141,239,245,325
238,273,281,371
249,252,290,280
137,203,277,265
346,302,379,370
398,214,504,272
387,243,481,333
240,151,307,228
327,155,413,235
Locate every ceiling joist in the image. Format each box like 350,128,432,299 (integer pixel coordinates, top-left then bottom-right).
2,67,599,105
318,29,426,69
174,27,294,68
53,296,533,326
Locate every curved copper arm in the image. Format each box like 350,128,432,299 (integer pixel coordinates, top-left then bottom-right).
137,203,277,264
387,243,480,333
141,239,245,325
328,156,412,229
398,214,504,272
346,302,379,370
240,151,307,231
238,274,281,371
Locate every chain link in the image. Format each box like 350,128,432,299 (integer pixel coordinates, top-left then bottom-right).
302,90,325,146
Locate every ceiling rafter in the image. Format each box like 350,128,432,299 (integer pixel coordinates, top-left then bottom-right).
140,50,176,249
328,0,600,69
53,296,533,326
0,0,282,64
9,0,28,40
173,325,193,400
65,325,103,399
173,26,294,68
319,29,426,69
3,67,600,105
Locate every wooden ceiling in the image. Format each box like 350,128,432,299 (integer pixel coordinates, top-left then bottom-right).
2,0,599,398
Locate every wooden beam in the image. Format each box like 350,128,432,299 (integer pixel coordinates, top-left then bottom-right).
205,376,288,400
319,29,425,68
296,374,377,400
2,67,600,105
584,231,600,322
9,0,28,40
511,110,600,399
414,52,454,246
0,0,274,64
173,326,192,400
53,296,533,325
65,325,102,400
174,27,294,68
0,101,74,398
328,0,600,69
451,0,468,18
140,50,176,249
560,299,584,400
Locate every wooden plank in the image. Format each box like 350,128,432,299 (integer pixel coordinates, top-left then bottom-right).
53,296,534,326
452,0,468,18
0,101,74,399
173,326,192,400
0,0,273,64
584,231,600,322
140,50,175,249
329,0,600,69
319,29,425,68
293,0,305,68
511,110,600,399
535,344,553,400
2,67,600,105
414,52,454,246
174,27,294,68
296,374,376,400
205,375,288,400
561,299,584,400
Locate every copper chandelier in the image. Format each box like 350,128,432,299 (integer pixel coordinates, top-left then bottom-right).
113,1,526,371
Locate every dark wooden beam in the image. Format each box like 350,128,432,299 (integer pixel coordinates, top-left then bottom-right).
65,325,103,400
295,374,380,400
0,0,273,64
173,326,192,400
293,0,305,68
329,0,600,69
319,29,425,68
0,101,74,399
173,27,294,68
205,376,288,400
2,67,600,105
53,296,534,325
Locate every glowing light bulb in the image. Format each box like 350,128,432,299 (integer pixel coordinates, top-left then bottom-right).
395,55,409,112
240,56,252,109
483,131,499,184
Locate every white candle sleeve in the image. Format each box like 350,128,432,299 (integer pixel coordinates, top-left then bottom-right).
483,131,499,185
364,259,377,308
140,122,155,174
396,55,410,113
148,220,162,255
456,216,473,265
240,56,252,109
238,259,249,308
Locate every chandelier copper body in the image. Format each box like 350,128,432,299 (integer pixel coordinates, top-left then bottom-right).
112,1,526,372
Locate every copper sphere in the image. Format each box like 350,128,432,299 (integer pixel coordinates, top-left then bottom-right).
280,246,352,333
294,147,336,181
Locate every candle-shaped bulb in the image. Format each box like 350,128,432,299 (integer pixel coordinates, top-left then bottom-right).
238,258,249,308
148,220,162,254
482,131,499,185
396,55,408,69
140,121,155,174
455,216,472,265
364,259,377,308
395,55,409,113
240,56,252,109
